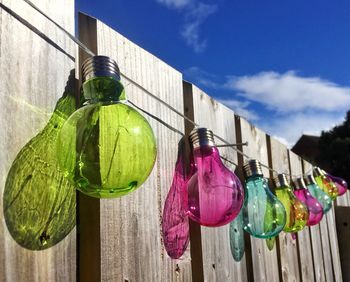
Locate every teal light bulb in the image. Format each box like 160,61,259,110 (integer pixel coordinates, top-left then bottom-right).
304,175,332,214
242,160,286,239
57,56,157,198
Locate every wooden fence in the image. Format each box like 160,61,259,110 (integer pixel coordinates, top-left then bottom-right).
0,1,349,281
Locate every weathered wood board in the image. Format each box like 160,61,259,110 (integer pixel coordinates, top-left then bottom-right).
335,206,350,282
303,161,326,282
269,138,300,282
78,13,192,282
288,152,314,282
183,84,248,282
0,0,76,281
237,117,280,282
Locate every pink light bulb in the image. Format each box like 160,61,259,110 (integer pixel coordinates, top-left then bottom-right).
293,178,323,226
162,142,190,259
184,128,244,227
325,173,348,196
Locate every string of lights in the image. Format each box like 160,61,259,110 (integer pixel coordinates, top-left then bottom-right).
22,0,312,179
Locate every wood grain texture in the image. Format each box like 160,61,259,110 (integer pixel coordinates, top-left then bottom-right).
269,138,300,282
0,0,76,281
79,13,192,282
335,206,350,282
189,85,248,282
238,117,280,282
288,152,314,282
319,213,334,282
336,190,350,207
77,14,100,282
326,206,343,282
303,161,326,282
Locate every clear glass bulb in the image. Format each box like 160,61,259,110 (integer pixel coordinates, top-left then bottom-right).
274,174,308,233
325,173,348,196
242,160,286,239
57,56,157,198
184,128,244,227
313,167,338,199
304,175,332,214
293,178,323,226
162,142,190,259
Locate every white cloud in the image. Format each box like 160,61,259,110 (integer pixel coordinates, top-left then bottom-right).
259,112,345,147
183,67,350,146
218,98,259,121
181,3,217,53
155,1,217,52
156,0,193,9
225,71,350,113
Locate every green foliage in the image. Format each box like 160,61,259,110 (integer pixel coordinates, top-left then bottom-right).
318,111,350,184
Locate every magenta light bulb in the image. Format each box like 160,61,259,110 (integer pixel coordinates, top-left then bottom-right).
184,128,244,227
162,142,190,259
293,178,323,226
325,172,348,196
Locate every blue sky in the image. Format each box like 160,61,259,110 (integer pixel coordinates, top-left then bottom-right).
76,0,350,146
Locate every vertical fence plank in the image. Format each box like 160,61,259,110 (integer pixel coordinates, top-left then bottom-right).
0,0,76,281
335,206,350,281
326,207,343,282
303,161,326,282
320,214,334,282
237,117,280,282
79,13,192,282
268,138,300,282
288,152,315,282
336,190,350,207
184,84,248,282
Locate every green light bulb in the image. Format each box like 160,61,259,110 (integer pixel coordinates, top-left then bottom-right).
57,56,157,198
313,167,338,200
274,174,308,233
242,160,286,239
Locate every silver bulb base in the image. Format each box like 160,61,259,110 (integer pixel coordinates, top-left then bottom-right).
189,128,215,149
313,167,324,177
244,159,263,178
82,55,120,82
274,173,290,188
293,177,307,190
304,175,316,186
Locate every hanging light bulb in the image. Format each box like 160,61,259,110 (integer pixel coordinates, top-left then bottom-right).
162,141,190,259
304,175,332,214
57,56,157,198
323,171,348,196
242,160,286,239
293,178,323,226
313,167,338,200
274,174,308,232
184,128,244,227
